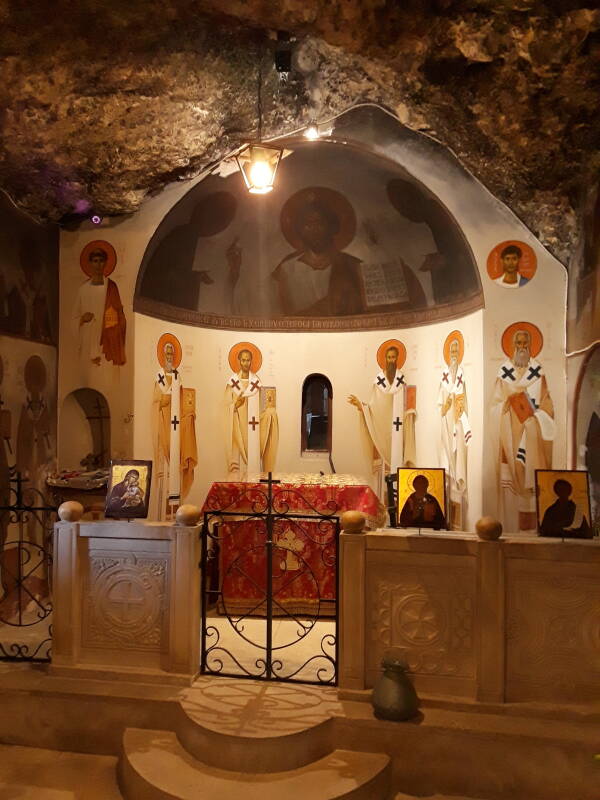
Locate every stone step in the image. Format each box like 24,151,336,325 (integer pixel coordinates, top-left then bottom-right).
176,676,341,772
119,727,391,800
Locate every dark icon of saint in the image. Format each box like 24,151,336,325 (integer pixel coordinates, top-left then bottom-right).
539,478,592,539
399,474,446,529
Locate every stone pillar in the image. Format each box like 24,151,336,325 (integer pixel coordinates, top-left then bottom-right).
338,510,367,691
475,517,505,702
51,503,201,685
52,504,84,666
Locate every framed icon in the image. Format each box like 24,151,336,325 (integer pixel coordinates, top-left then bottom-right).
535,469,592,539
105,459,153,519
397,467,447,530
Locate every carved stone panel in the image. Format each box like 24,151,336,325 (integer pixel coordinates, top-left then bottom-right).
506,561,600,703
367,557,476,680
82,550,170,653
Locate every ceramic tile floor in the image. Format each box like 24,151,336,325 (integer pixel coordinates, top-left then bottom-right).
203,613,337,684
0,744,122,799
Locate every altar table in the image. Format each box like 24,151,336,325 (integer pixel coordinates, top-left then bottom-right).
201,475,385,618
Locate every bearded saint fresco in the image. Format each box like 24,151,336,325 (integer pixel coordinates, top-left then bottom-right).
438,330,471,529
490,322,555,533
151,333,197,520
348,339,416,500
224,342,278,480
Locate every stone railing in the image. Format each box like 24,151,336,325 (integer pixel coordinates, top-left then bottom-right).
51,502,201,684
339,512,600,706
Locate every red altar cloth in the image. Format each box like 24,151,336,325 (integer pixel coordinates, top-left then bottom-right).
201,478,385,617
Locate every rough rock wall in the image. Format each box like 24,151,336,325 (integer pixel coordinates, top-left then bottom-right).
0,0,598,263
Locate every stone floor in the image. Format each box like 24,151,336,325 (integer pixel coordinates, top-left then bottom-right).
203,613,336,683
0,744,122,799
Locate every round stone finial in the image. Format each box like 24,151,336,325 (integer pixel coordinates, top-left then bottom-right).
341,510,367,534
175,504,201,527
58,501,84,522
476,516,503,541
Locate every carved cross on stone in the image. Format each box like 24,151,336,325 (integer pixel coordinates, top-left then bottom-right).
106,580,145,623
248,416,259,431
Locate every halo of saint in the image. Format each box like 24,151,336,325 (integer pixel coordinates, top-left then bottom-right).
228,341,262,374
443,330,464,365
501,321,543,358
487,240,537,287
376,338,407,370
79,240,117,277
157,332,183,370
280,187,357,252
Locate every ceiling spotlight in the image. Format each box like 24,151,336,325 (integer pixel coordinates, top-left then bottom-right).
304,124,320,141
90,214,103,225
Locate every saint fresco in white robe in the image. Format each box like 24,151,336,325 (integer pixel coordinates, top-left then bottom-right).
224,343,278,480
438,331,472,528
73,242,126,372
151,334,197,520
348,339,416,500
489,324,554,532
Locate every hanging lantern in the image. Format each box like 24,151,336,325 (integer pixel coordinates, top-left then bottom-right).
235,143,283,194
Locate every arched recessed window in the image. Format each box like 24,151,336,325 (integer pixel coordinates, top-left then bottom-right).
60,389,110,470
301,374,332,453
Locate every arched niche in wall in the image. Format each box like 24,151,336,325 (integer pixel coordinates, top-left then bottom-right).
302,374,333,454
59,388,110,470
134,106,483,333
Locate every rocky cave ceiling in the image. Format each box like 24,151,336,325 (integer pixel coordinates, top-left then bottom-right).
0,1,599,264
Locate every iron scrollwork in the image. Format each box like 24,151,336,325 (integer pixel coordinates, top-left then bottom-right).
0,469,57,662
200,473,339,685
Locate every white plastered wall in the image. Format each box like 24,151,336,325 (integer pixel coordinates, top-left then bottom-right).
57,111,567,532
133,309,484,527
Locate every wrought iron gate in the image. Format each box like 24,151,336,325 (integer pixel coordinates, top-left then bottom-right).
0,469,57,661
201,475,339,685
